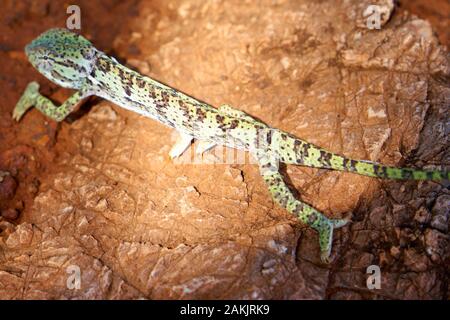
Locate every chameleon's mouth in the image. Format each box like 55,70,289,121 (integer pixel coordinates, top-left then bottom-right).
24,41,41,59
24,43,33,57
24,37,49,59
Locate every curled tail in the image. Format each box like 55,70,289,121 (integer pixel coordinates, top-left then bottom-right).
273,131,448,181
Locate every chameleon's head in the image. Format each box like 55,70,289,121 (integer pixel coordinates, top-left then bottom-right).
25,28,98,89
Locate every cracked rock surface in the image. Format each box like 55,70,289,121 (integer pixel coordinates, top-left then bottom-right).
0,0,448,299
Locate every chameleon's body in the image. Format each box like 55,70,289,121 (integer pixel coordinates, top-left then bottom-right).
14,29,448,262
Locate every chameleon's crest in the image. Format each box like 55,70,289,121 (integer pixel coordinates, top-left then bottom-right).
25,28,98,89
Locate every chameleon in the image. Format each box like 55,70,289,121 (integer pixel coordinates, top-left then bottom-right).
13,28,448,263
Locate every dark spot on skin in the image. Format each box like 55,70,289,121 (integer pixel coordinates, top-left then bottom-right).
301,143,310,158
180,105,190,118
161,91,170,103
229,120,239,129
154,101,164,109
97,80,108,91
308,213,317,224
196,108,206,121
262,163,271,169
118,68,126,81
266,131,272,144
294,203,304,214
279,196,288,208
216,114,225,123
81,47,94,59
181,120,191,128
373,165,380,176
343,158,349,169
124,86,131,96
319,150,332,168
95,58,110,73
402,169,412,179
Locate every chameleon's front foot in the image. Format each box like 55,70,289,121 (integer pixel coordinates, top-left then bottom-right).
13,81,40,122
317,214,351,263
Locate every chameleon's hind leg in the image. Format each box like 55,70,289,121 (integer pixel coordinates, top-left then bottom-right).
257,153,350,263
13,81,88,122
169,132,193,159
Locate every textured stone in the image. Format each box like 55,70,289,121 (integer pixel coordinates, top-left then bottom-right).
0,0,448,300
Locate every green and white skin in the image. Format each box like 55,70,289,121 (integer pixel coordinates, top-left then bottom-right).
14,29,449,262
